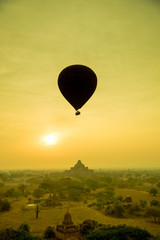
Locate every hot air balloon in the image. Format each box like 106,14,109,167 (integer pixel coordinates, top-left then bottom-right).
58,65,97,115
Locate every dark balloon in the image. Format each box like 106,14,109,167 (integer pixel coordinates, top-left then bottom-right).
58,65,97,115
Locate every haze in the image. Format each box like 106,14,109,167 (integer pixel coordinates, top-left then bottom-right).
0,0,160,169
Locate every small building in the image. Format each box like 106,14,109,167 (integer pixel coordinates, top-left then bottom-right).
56,210,80,240
65,160,94,176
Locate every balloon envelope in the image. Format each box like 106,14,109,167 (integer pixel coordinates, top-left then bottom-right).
58,65,97,111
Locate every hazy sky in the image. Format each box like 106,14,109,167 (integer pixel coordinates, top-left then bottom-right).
0,0,160,169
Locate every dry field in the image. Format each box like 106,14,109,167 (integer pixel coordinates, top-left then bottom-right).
115,188,160,202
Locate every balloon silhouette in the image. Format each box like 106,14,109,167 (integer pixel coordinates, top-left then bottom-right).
58,65,97,115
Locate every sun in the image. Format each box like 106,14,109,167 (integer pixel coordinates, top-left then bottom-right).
43,135,57,145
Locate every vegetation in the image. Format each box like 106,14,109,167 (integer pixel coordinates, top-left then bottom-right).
146,207,160,223
44,226,55,239
149,188,158,196
150,200,160,207
105,201,125,217
0,223,42,240
86,224,154,240
0,169,160,238
80,219,98,235
0,200,11,212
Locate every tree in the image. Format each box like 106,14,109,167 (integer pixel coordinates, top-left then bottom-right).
105,201,125,218
105,205,114,216
84,178,100,190
150,200,160,207
4,188,22,198
0,200,11,212
0,224,42,240
104,187,115,200
4,188,15,197
116,195,123,202
39,182,52,192
96,187,115,206
80,220,97,235
44,226,55,239
86,224,153,240
96,201,105,210
18,223,30,235
28,197,32,203
13,189,22,199
149,188,158,196
146,207,160,223
113,202,125,217
18,184,27,195
35,204,40,219
68,188,82,201
139,200,147,208
32,188,45,199
128,203,140,215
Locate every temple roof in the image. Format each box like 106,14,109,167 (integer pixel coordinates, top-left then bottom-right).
74,160,86,169
62,210,73,225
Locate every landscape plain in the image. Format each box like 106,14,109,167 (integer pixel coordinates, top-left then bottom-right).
1,166,160,239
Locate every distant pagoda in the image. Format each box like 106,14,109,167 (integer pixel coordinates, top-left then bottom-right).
65,160,94,176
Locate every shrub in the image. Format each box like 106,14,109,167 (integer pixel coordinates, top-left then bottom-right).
116,195,123,202
80,220,97,235
128,203,140,215
0,226,42,240
44,226,55,239
4,188,15,197
150,200,160,207
113,202,125,217
105,205,114,216
149,188,158,196
3,228,17,239
139,200,147,208
0,200,11,212
105,202,125,218
18,223,30,234
33,188,45,199
146,206,160,223
96,202,104,210
68,188,82,201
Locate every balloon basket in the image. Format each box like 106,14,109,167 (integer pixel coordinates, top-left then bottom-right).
75,111,80,116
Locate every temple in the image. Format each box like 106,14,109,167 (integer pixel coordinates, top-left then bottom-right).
55,210,80,240
65,160,94,176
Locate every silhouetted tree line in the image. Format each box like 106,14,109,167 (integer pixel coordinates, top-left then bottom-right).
85,224,154,240
0,223,41,240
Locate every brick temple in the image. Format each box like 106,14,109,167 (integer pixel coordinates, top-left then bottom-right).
55,210,80,240
65,160,94,176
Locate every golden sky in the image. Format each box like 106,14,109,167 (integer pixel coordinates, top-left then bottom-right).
0,0,160,169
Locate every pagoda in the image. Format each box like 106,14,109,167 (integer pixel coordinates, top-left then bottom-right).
55,210,80,240
65,160,94,176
